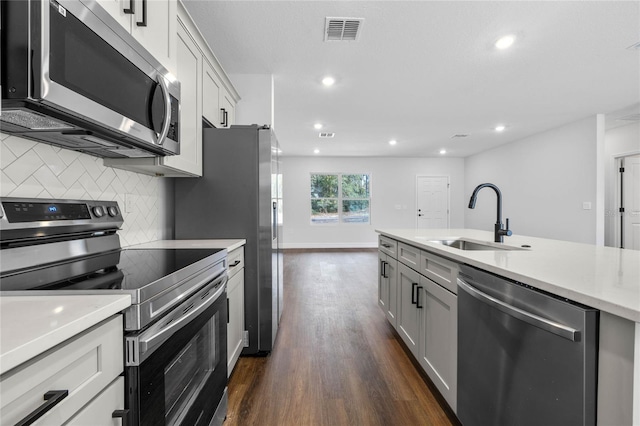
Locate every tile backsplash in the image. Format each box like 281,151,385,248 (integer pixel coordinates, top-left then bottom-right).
1,134,170,247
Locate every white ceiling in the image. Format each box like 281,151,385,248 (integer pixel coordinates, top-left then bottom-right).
181,0,640,158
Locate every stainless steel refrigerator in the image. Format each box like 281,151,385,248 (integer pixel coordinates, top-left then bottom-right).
174,124,283,355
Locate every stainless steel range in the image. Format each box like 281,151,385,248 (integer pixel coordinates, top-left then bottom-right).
0,197,229,426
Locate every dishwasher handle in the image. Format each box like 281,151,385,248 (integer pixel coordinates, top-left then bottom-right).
457,278,580,342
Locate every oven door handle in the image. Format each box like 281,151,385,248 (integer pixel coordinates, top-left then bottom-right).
138,273,227,355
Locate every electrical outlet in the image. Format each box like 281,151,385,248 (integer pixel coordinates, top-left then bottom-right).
582,202,592,210
125,194,134,213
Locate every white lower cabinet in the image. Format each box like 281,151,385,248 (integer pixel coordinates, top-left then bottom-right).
378,236,458,412
378,251,398,327
397,262,422,358
66,377,125,426
227,246,245,376
0,316,124,425
419,276,457,412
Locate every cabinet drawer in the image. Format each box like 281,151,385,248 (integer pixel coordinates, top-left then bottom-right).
398,242,421,271
378,235,397,258
420,250,459,294
0,316,123,426
66,377,125,426
228,247,245,279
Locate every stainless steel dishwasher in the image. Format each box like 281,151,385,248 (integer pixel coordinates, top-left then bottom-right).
457,264,598,426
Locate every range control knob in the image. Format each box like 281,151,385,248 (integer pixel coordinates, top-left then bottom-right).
107,206,119,217
92,206,105,218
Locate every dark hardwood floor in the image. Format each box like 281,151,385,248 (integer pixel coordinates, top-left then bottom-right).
224,249,456,426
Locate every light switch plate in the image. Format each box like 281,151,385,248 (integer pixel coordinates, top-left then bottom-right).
582,202,592,210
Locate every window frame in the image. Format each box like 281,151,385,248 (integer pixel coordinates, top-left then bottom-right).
310,172,371,225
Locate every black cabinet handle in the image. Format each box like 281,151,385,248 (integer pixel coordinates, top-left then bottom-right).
411,282,418,304
16,390,69,426
136,0,147,27
382,261,388,278
227,298,230,324
381,243,391,248
123,0,134,14
230,260,241,268
416,286,423,309
220,108,226,126
223,110,229,127
112,409,130,426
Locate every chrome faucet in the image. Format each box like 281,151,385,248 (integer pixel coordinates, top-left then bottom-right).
468,183,512,243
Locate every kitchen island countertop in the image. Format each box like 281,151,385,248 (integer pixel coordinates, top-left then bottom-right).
0,294,131,375
376,228,640,322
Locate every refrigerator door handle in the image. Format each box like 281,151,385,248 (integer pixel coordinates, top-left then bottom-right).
272,201,277,239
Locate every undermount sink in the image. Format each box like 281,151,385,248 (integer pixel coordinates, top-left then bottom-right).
429,239,526,251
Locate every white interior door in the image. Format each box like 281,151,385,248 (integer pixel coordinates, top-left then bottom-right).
416,176,449,229
621,155,640,250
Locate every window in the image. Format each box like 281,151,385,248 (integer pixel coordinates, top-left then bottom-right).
310,173,370,224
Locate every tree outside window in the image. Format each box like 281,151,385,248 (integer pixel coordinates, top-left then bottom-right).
310,173,370,224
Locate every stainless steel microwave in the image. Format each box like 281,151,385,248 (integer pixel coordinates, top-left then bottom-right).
0,0,180,158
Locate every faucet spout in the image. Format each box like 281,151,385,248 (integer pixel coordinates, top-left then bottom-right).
468,183,512,242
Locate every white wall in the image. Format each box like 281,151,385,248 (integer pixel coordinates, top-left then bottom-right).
604,122,640,247
465,116,598,244
1,134,171,247
282,156,465,248
230,74,274,127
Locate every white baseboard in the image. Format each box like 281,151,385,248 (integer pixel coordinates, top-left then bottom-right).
282,242,378,249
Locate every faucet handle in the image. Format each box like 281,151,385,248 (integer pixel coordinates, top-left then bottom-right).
504,218,513,236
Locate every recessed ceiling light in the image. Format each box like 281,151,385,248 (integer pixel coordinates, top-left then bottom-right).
439,149,447,155
314,148,320,154
322,76,335,86
389,140,397,145
495,125,506,132
314,123,323,130
495,35,515,50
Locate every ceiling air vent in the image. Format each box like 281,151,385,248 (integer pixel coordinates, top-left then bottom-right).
319,132,335,138
324,17,364,41
616,113,640,122
451,134,469,139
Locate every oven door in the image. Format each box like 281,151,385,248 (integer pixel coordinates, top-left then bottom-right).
126,272,228,426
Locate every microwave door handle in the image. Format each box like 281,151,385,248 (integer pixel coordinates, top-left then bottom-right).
155,75,172,146
138,274,227,354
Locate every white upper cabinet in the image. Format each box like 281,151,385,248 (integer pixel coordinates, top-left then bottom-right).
104,1,239,177
96,0,177,75
202,60,222,127
203,62,235,129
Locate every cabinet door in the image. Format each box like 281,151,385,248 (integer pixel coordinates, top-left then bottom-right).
378,251,390,312
386,257,398,327
65,377,125,426
202,59,222,127
220,88,236,128
130,0,177,74
397,263,421,357
227,269,245,376
96,0,176,75
95,0,132,31
419,276,457,412
163,20,202,176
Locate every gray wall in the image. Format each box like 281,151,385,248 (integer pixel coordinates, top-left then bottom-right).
464,116,598,244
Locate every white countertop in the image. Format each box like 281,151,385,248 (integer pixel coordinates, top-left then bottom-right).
0,294,131,375
376,228,640,323
127,239,246,252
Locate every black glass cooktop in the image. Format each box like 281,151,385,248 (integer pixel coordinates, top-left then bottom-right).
0,248,223,293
